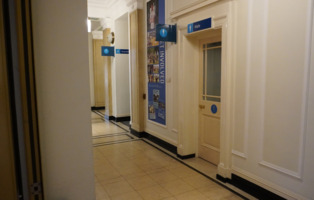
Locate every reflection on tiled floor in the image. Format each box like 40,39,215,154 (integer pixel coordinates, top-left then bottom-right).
91,111,135,146
93,134,133,145
92,122,127,136
91,111,247,200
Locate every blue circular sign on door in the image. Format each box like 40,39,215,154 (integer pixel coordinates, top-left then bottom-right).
211,104,218,114
104,48,109,54
160,28,168,38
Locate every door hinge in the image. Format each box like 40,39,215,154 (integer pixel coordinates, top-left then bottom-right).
30,182,42,195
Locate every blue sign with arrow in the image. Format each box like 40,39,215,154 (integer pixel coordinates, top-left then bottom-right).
101,46,115,57
116,49,129,54
156,24,176,43
188,17,212,33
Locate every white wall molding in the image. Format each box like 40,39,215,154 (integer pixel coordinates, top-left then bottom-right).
259,161,302,180
126,0,144,11
260,0,313,180
218,2,234,179
171,128,178,133
259,0,268,167
232,150,246,159
241,0,253,159
232,167,306,200
212,14,227,28
92,31,104,39
170,0,219,19
298,0,314,181
218,162,231,178
147,120,167,129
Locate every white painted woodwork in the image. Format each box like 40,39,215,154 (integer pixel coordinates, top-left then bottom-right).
172,0,314,198
31,0,95,199
112,13,131,118
198,36,222,166
230,0,314,199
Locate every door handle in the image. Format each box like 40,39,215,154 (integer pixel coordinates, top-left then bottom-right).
199,105,205,109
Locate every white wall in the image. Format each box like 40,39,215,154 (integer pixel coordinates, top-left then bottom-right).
31,0,95,199
230,0,314,199
113,13,131,117
89,32,95,106
167,0,314,199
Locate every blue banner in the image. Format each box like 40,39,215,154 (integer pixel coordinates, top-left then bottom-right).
101,46,115,56
147,0,166,125
116,49,129,54
188,17,212,33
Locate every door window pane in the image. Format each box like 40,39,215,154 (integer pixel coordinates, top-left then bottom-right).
206,96,220,102
206,47,221,97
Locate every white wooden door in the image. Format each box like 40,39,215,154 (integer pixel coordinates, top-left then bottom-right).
198,38,222,165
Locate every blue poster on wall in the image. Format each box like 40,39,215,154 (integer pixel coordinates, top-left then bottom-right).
147,0,166,125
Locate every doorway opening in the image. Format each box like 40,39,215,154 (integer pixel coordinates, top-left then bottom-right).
87,3,132,143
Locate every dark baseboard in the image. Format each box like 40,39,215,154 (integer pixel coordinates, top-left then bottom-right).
177,154,195,160
104,115,115,120
114,116,130,122
228,174,286,200
130,129,177,155
91,106,105,110
144,133,177,155
216,174,230,183
130,128,147,138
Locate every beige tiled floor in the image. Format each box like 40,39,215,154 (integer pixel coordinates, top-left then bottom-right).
92,120,126,137
91,111,245,200
93,141,244,200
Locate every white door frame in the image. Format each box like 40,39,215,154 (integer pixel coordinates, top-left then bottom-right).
176,5,234,179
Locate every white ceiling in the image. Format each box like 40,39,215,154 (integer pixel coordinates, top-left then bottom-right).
88,0,118,9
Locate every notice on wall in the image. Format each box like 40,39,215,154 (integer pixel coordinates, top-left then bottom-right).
147,0,166,125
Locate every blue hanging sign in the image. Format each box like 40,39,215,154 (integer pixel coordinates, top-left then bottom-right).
187,17,212,33
116,49,129,54
156,24,177,43
211,104,218,114
101,46,115,56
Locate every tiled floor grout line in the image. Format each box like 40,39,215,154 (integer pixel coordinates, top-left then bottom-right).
93,132,131,139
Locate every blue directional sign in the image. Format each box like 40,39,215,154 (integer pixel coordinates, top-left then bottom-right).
116,49,129,54
101,46,115,56
187,17,212,33
156,24,176,43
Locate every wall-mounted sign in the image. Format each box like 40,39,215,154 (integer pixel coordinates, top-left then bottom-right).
211,104,218,114
147,0,166,125
156,24,177,43
116,49,129,54
101,46,115,56
187,17,212,33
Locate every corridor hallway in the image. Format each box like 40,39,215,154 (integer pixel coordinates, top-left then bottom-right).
91,111,247,200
